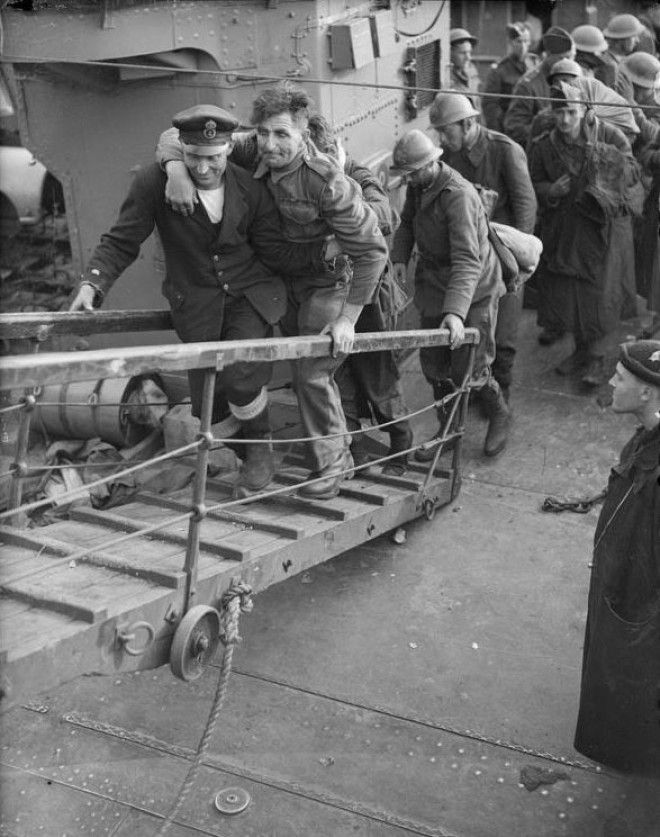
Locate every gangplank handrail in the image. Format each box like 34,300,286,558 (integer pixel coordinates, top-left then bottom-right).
0,327,480,390
0,310,174,341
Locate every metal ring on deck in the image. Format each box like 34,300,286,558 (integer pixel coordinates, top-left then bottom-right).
115,620,155,656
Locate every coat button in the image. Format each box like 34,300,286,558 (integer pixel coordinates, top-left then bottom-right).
222,283,229,291
213,255,219,262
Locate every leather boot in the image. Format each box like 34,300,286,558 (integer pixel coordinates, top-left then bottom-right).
237,407,274,492
382,422,412,476
480,383,511,457
299,449,353,500
415,379,457,463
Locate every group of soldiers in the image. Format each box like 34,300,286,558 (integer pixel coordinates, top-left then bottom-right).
64,21,660,778
70,73,526,500
450,14,660,386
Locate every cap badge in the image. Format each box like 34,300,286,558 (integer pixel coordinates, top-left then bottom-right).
203,120,217,139
649,350,660,362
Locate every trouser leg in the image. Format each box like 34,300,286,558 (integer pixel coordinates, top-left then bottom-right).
282,282,349,473
492,289,522,398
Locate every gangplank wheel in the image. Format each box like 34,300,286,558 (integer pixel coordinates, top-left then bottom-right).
170,605,221,681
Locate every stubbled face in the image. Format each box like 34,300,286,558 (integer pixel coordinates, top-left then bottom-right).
510,32,531,60
256,112,307,170
405,160,438,190
433,121,465,153
609,362,645,414
634,84,660,106
555,103,585,139
182,143,232,189
451,41,472,71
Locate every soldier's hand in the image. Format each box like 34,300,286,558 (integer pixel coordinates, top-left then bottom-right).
439,313,465,350
323,236,342,261
322,315,355,358
548,174,571,199
69,283,96,312
392,262,407,285
165,161,198,216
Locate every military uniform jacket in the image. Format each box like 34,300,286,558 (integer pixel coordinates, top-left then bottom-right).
87,162,319,343
450,61,481,96
390,164,504,319
483,53,538,132
157,130,388,307
574,423,660,774
503,61,552,147
441,126,537,233
252,146,388,305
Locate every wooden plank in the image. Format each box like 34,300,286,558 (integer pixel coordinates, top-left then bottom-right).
273,471,397,507
0,309,173,340
0,581,108,624
0,328,479,390
259,493,349,521
0,526,184,589
137,493,307,540
68,506,284,563
2,562,160,625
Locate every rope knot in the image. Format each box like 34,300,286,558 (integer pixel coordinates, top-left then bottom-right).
219,580,253,646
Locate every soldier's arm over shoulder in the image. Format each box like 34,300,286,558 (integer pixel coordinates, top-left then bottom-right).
156,127,183,166
501,137,537,233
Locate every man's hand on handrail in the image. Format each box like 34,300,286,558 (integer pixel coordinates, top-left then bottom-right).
439,313,465,350
69,283,97,312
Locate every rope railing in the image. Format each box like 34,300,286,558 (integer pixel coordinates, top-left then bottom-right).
3,54,660,113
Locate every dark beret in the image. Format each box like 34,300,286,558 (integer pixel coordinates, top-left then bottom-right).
172,105,239,146
619,340,660,386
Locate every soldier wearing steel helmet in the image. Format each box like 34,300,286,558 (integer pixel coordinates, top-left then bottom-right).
571,24,615,80
601,13,648,101
622,52,660,329
482,21,538,132
428,92,536,408
449,28,481,97
389,130,510,458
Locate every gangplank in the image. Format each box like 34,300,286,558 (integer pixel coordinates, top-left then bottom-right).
0,312,476,707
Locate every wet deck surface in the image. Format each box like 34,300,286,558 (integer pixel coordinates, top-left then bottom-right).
1,309,660,836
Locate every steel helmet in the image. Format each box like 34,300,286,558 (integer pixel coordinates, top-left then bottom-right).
429,92,480,128
449,27,478,46
548,58,583,80
390,130,442,172
603,14,644,40
623,52,660,88
571,24,608,54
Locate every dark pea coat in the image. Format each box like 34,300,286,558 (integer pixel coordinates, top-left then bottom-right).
574,424,660,775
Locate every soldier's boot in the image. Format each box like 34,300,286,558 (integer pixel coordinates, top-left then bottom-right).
298,448,354,500
382,421,413,476
415,379,457,463
480,382,511,458
237,407,275,493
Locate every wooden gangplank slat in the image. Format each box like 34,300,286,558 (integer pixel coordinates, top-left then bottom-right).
137,492,308,540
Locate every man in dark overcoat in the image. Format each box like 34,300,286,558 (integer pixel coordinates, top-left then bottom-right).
574,340,660,776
